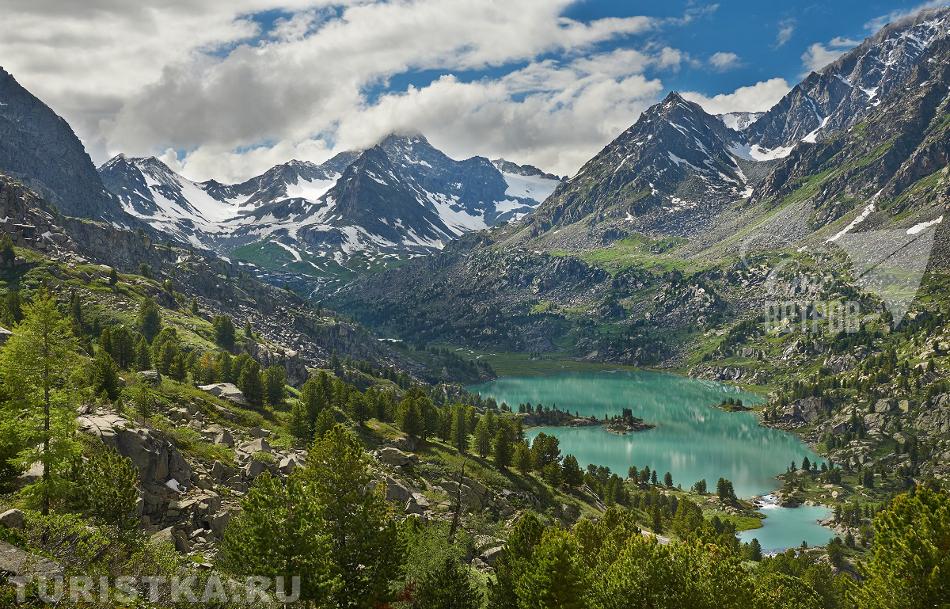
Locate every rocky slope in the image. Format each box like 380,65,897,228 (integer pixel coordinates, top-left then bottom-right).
747,7,949,153
0,68,130,222
0,172,474,386
512,92,760,248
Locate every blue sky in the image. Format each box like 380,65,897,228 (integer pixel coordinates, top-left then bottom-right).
357,0,934,105
2,0,939,181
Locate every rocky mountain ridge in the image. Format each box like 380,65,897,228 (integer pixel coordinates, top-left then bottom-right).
98,134,561,293
0,67,135,223
332,7,949,362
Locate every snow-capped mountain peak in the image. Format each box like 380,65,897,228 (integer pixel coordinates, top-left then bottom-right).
746,6,949,152
99,134,561,290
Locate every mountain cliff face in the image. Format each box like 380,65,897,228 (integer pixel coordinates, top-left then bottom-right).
99,134,561,291
0,68,126,221
746,7,949,153
518,92,755,244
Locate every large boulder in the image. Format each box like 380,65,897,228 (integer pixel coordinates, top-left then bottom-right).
78,411,192,521
0,509,25,530
238,438,271,456
384,476,412,503
151,527,191,553
0,541,62,577
375,447,417,467
137,370,161,385
198,383,248,406
78,412,191,487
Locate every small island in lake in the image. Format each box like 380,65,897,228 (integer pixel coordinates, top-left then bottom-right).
517,403,654,433
605,408,656,434
715,397,751,412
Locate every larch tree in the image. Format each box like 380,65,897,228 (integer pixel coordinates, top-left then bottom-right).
0,292,80,515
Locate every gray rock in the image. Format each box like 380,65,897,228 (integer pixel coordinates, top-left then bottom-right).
480,545,504,566
198,383,248,406
212,428,235,448
151,527,191,553
279,455,303,475
245,460,269,479
137,370,161,385
210,461,235,482
0,541,62,577
16,461,43,486
385,476,412,503
0,509,25,530
375,447,417,467
210,510,233,538
238,438,271,455
78,412,191,486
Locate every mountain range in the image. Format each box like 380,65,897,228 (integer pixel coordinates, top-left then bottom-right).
330,6,949,355
97,135,561,292
0,6,946,308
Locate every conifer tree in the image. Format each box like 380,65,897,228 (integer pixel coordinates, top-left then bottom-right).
219,472,337,605
493,426,513,470
451,404,468,453
90,349,121,401
410,557,481,609
304,426,404,608
137,296,161,342
79,447,140,532
0,234,15,267
516,528,589,609
562,454,583,486
488,512,544,609
0,289,23,327
134,337,152,370
0,291,80,515
474,416,492,458
348,392,367,426
514,441,532,474
212,315,236,351
239,359,264,407
263,364,286,406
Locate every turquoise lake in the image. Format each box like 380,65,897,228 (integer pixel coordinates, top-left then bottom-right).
469,370,836,549
738,502,835,553
468,370,823,498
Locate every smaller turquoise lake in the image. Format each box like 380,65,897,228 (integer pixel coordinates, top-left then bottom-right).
739,501,835,553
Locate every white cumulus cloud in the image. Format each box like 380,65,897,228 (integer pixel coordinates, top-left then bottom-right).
682,78,791,115
801,37,859,73
708,51,741,71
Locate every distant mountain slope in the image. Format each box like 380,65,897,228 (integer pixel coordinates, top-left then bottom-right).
512,91,762,246
99,134,561,292
0,68,128,221
745,7,948,154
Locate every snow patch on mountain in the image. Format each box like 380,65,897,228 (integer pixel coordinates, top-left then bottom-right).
500,172,560,203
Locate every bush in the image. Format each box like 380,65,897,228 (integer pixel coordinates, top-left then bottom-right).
78,447,140,531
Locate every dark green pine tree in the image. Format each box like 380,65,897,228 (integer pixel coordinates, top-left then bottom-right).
137,296,161,343
411,557,481,609
239,360,264,407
